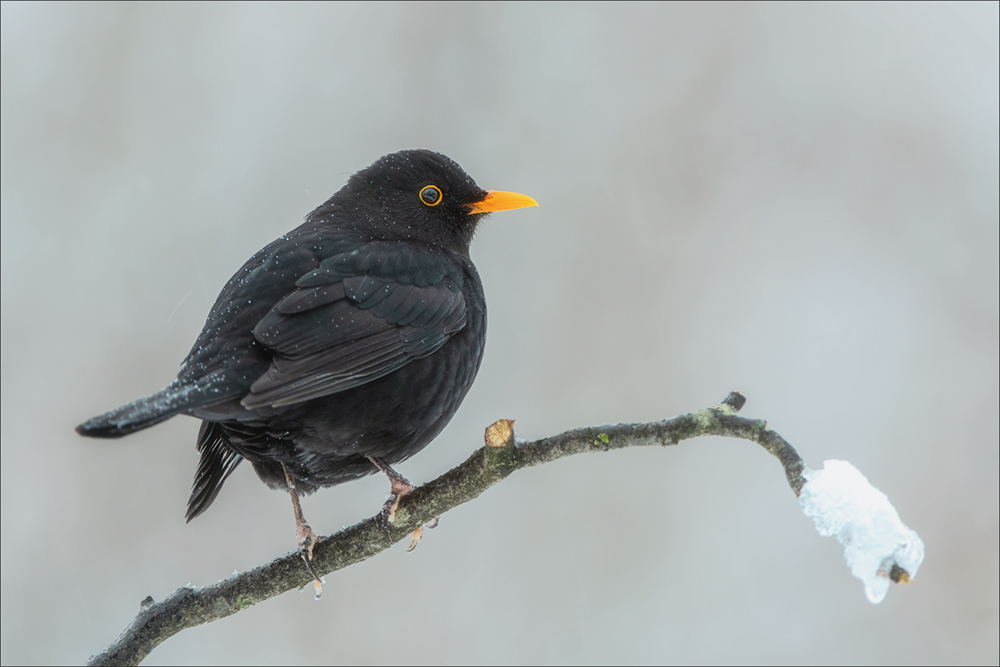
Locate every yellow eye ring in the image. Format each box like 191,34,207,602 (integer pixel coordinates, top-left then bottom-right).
419,185,442,207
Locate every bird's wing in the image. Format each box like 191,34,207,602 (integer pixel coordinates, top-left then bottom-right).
240,245,468,409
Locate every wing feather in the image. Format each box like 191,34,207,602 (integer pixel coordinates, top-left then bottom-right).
241,245,467,410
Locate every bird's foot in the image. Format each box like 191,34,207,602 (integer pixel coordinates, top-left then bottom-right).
298,531,324,600
367,457,416,545
382,473,415,524
297,521,317,561
405,516,439,552
375,474,415,545
296,521,325,600
368,456,415,523
284,464,324,599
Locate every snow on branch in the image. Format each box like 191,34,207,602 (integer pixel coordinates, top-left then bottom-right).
800,460,924,603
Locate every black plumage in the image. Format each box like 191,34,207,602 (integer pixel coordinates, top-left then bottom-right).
77,150,536,529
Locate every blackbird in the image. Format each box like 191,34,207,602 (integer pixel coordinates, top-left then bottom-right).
77,149,537,592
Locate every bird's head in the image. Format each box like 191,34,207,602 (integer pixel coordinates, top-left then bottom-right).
314,149,537,255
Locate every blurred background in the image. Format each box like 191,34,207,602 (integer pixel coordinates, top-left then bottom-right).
2,2,997,665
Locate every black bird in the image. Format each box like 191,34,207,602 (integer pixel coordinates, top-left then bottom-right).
77,149,536,593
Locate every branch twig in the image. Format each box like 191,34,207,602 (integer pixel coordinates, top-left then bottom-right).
88,391,804,666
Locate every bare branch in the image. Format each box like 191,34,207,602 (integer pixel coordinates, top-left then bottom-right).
88,392,805,666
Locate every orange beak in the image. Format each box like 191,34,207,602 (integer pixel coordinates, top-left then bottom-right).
468,190,539,215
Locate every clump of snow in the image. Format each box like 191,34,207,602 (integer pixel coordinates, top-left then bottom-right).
799,459,924,604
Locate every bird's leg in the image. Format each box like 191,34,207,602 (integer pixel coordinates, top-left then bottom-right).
283,465,323,599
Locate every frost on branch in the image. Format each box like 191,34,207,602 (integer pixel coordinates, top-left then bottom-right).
799,459,925,604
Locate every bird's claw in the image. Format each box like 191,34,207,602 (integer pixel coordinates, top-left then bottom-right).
405,516,440,552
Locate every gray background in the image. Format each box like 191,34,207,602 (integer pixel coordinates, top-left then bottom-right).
2,2,997,665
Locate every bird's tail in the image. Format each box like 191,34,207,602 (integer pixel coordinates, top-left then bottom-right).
76,381,224,438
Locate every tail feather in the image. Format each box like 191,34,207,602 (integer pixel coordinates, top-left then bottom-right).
76,381,231,438
186,421,244,521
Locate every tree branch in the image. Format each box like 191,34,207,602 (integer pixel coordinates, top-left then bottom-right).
88,392,805,666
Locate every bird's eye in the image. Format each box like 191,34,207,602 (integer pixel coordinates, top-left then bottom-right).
419,185,442,207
